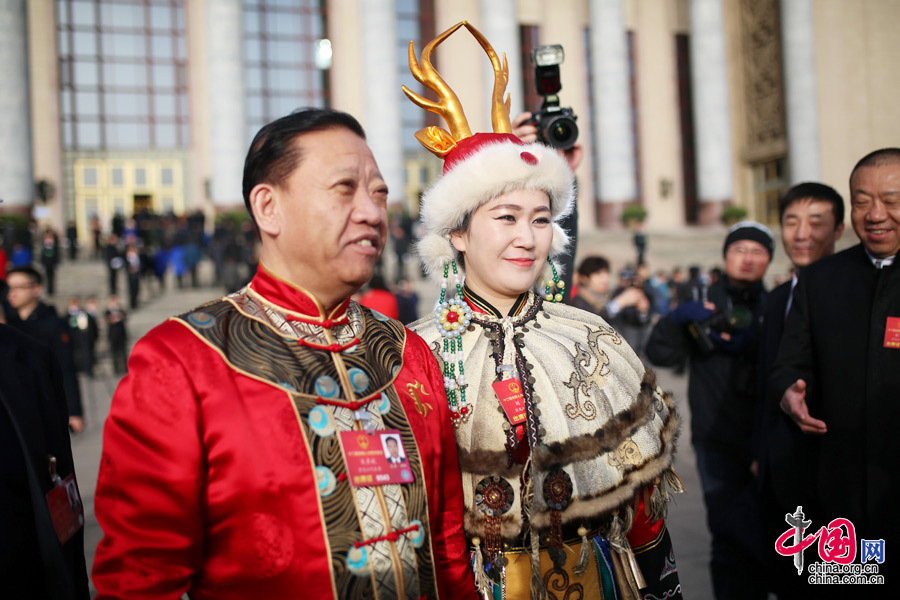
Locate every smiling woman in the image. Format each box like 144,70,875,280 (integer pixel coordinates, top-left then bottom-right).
406,22,683,600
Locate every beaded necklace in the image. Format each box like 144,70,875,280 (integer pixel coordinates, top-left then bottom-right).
434,259,472,426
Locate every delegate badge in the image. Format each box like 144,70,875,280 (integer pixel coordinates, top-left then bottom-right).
45,469,84,545
339,429,415,487
492,378,526,425
884,316,900,349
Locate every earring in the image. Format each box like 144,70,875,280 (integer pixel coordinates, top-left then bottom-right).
544,256,564,302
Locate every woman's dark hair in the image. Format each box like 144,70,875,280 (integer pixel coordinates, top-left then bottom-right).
242,108,366,224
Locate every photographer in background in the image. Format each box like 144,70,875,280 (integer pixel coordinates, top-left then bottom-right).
645,221,773,600
512,43,582,300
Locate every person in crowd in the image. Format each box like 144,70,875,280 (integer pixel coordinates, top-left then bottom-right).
648,268,672,317
65,219,79,261
84,295,101,371
359,273,400,319
389,207,414,284
611,264,654,355
124,243,141,310
0,323,91,599
677,265,704,305
771,148,900,595
39,229,61,296
569,256,652,325
395,278,420,325
646,222,772,599
104,294,128,376
91,108,474,599
12,243,32,268
753,181,845,597
91,216,102,260
407,22,681,599
104,233,124,296
5,266,85,434
67,296,99,378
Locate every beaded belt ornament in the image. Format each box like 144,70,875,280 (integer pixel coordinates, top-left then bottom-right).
543,468,574,569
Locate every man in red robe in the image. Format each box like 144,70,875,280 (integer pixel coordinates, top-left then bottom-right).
92,109,475,599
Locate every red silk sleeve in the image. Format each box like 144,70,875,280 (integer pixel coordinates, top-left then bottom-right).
403,330,477,599
92,322,204,599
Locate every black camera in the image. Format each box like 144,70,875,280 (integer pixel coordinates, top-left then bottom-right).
687,305,753,355
526,44,578,151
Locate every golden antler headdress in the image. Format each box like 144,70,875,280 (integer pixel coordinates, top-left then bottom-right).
404,21,575,278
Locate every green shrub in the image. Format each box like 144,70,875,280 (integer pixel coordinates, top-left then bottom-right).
721,205,748,225
620,203,648,225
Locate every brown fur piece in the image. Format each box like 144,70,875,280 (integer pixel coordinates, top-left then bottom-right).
533,370,662,471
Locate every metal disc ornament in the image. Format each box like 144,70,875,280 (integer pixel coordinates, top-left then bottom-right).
542,469,573,511
474,476,514,517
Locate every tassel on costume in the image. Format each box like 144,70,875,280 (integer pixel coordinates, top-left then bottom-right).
529,527,548,600
573,526,591,575
471,537,493,595
650,469,686,522
609,542,643,600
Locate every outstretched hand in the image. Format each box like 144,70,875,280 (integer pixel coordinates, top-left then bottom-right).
780,379,827,435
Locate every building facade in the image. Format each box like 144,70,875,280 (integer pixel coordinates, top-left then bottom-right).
2,0,898,243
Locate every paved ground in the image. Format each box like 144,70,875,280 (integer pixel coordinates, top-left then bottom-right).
44,227,752,598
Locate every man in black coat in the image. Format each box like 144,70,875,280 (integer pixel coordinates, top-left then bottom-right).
0,323,90,598
771,149,900,594
646,221,774,600
755,182,844,597
5,267,85,433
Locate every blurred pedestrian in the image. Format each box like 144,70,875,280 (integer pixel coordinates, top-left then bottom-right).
90,216,102,260
39,229,61,296
569,255,650,325
65,219,79,261
12,243,32,268
84,296,101,372
104,234,124,296
5,267,85,434
105,294,128,375
125,244,141,310
67,296,99,377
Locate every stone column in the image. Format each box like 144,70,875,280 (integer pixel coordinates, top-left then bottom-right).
589,0,637,228
0,0,33,211
361,0,404,204
781,0,821,183
689,0,733,225
206,0,245,209
480,0,523,119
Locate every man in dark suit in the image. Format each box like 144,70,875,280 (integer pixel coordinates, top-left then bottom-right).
771,148,900,595
755,182,844,596
5,266,85,434
0,323,90,598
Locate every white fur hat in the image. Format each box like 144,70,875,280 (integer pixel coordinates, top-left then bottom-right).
415,133,575,279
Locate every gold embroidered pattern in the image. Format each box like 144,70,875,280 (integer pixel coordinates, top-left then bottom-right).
406,381,434,418
608,438,643,471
